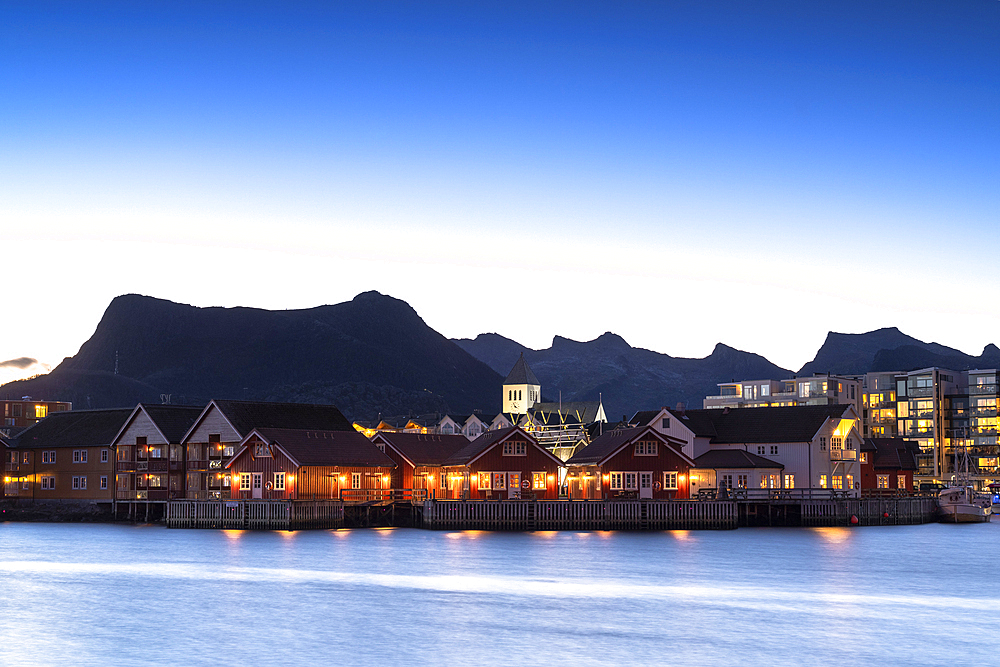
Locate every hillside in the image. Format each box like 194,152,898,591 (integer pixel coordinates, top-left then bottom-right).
1,292,502,419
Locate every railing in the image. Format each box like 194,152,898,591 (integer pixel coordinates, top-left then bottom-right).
702,487,854,501
116,462,136,472
907,386,934,397
969,384,998,395
339,489,393,504
186,460,208,470
166,499,344,529
136,461,148,471
830,449,858,461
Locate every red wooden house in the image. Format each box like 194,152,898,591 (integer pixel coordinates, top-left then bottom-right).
440,426,562,500
226,428,395,502
369,432,470,499
860,438,919,492
565,426,694,499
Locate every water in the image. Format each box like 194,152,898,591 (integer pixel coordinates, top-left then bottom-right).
1,523,998,666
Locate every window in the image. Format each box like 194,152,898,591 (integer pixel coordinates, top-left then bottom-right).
784,474,794,489
832,476,843,490
846,474,854,490
22,452,30,464
148,475,162,488
148,447,161,459
860,452,868,464
223,475,231,488
274,473,286,491
352,473,362,489
897,475,907,489
624,472,637,490
101,449,109,463
240,473,251,491
768,474,779,488
720,474,733,489
41,476,55,490
100,476,108,490
664,472,678,490
819,475,828,489
35,405,47,418
610,472,624,490
662,418,670,429
769,445,778,456
12,404,22,417
877,475,889,489
831,437,843,451
42,451,50,464
737,474,748,489
756,445,765,455
502,441,527,456
491,472,506,490
820,437,827,451
508,472,520,489
478,472,491,490
634,441,657,456
72,476,87,490
761,385,770,397
532,472,546,490
441,423,454,434
22,480,28,490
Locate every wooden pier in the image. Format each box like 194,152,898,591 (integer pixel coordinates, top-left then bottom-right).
422,499,738,530
165,500,344,530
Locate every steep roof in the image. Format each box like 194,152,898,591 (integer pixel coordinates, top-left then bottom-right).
863,438,919,471
373,432,470,467
530,401,603,424
441,426,559,467
566,426,692,466
209,400,353,438
15,409,133,449
666,405,853,444
136,405,204,443
693,449,784,469
504,354,539,385
629,410,662,427
247,428,396,468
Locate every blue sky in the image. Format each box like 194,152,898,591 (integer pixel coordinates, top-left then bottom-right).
2,1,998,383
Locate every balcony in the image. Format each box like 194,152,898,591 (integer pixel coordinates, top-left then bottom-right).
969,384,998,395
908,387,934,398
830,449,857,461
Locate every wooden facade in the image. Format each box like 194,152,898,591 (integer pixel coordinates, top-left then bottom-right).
565,427,694,500
227,429,395,503
4,444,115,501
370,432,470,500
441,427,562,500
182,404,242,500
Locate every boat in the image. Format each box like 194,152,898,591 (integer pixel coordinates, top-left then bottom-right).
937,485,992,523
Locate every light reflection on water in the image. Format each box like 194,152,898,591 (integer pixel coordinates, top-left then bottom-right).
1,522,998,666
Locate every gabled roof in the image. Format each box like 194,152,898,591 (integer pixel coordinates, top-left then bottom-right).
442,426,562,468
504,354,539,385
0,425,28,447
566,426,693,466
14,408,133,449
530,401,604,425
371,432,470,468
693,449,784,469
184,400,353,443
863,438,920,471
232,428,395,468
666,405,854,444
629,410,663,427
111,404,204,446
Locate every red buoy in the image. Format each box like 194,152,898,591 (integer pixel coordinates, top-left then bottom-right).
850,515,859,525
883,512,889,518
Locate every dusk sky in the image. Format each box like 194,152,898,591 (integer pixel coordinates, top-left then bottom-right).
2,1,998,386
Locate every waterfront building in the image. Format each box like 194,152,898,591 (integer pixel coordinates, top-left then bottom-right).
180,400,355,500
227,428,395,502
643,405,863,495
1,398,71,428
370,431,470,498
440,426,562,500
4,408,131,502
565,426,693,500
703,374,862,415
859,438,920,491
110,404,203,501
689,449,785,496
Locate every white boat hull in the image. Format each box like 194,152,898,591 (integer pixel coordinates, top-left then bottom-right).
939,503,991,523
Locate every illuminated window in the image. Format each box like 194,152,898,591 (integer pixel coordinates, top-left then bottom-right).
860,452,868,464
846,475,854,490
72,476,87,490
502,441,527,456
897,475,906,489
664,472,678,490
768,474,780,488
820,475,827,488
22,452,30,464
35,405,47,419
737,474,747,488
507,472,520,489
784,474,794,489
352,473,361,489
240,473,251,491
274,473,285,491
100,476,108,490
720,474,733,489
492,472,505,490
831,438,843,451
877,475,889,489
532,472,546,490
832,476,843,490
148,475,162,488
479,472,491,490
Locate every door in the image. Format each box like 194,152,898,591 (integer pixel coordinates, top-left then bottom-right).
639,472,653,499
252,473,263,499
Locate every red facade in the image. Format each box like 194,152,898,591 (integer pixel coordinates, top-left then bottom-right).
444,430,561,500
567,428,693,500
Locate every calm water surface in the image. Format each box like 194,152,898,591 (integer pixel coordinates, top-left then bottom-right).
1,522,998,666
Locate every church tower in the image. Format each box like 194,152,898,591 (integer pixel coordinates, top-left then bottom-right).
503,353,541,416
